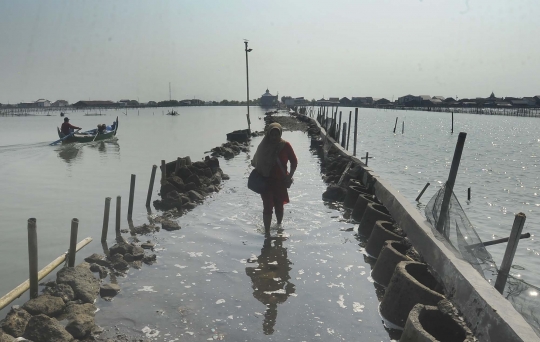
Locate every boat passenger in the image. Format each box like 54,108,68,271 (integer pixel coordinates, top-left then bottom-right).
106,121,116,131
97,124,106,134
60,117,81,136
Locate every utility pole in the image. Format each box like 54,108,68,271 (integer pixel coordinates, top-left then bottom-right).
244,40,252,133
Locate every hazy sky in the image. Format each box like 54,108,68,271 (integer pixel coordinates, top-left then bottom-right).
0,0,539,103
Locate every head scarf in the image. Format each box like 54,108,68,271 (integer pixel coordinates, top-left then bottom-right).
252,123,287,177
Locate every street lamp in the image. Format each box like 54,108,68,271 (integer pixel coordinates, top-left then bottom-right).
244,40,253,133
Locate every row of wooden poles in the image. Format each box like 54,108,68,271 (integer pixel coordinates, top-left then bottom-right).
391,106,540,117
0,158,181,310
303,106,372,165
301,106,532,294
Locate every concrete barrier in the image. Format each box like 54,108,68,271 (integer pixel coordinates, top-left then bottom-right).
380,261,446,328
365,220,404,258
307,114,539,341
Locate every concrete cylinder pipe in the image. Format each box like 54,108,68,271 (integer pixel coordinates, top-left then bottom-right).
365,220,405,258
351,194,381,223
371,240,411,287
343,184,370,209
358,203,393,238
380,261,445,328
400,304,474,342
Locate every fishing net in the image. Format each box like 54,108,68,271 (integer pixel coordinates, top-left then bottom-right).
425,184,540,336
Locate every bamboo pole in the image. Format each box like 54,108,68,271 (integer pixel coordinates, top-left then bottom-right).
27,218,38,299
101,197,111,242
68,218,79,267
0,237,92,311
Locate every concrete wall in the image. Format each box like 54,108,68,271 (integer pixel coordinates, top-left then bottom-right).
307,114,539,342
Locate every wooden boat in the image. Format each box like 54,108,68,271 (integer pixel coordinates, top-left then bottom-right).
166,110,179,116
57,117,119,143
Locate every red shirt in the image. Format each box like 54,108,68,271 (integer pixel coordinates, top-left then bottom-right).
61,122,80,135
269,142,298,180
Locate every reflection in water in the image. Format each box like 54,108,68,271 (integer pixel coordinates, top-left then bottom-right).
56,139,120,164
57,144,82,163
245,229,295,335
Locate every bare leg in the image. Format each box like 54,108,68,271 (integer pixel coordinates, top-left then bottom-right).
276,211,283,224
263,214,272,236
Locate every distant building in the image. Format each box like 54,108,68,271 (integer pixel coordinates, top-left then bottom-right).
397,95,421,105
432,96,445,101
282,96,295,106
328,97,340,104
339,97,351,106
73,100,117,108
351,97,373,106
294,97,308,106
281,96,293,105
35,99,50,107
316,98,331,106
51,100,69,107
374,98,391,106
260,89,278,107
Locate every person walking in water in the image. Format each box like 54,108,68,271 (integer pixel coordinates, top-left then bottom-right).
60,117,81,136
251,123,298,236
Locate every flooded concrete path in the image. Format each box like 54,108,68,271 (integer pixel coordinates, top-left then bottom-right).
95,131,395,341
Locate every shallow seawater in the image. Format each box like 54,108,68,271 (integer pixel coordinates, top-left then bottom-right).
1,107,540,338
92,132,395,341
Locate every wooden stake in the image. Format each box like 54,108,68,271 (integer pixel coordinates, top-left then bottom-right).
146,165,157,207
68,218,79,267
115,196,121,237
27,218,38,299
337,111,342,143
341,122,347,148
393,117,398,133
415,183,431,201
353,108,358,156
436,132,467,236
127,174,136,220
347,111,352,150
101,197,111,242
495,213,527,294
